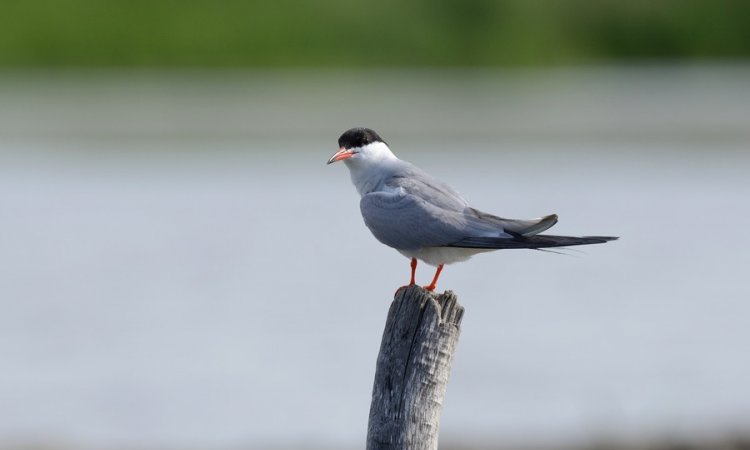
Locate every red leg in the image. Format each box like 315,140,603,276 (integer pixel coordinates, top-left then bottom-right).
396,258,419,295
424,264,444,292
409,258,417,286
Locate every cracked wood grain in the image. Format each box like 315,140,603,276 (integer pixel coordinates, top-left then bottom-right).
366,285,464,450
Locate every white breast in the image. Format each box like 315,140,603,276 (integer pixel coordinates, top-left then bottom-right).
398,246,493,266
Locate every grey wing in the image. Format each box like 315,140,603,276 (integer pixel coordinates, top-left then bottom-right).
383,166,557,239
362,162,555,250
466,209,559,237
384,164,468,212
360,191,472,251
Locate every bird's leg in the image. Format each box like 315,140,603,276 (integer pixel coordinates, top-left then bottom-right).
395,258,419,295
409,258,417,285
423,264,444,292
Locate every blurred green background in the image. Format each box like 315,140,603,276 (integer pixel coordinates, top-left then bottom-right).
2,0,750,67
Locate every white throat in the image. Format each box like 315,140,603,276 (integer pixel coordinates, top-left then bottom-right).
343,142,399,196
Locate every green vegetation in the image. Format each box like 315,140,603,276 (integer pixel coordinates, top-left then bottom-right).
1,0,749,67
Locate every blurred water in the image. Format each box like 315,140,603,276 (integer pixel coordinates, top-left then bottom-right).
0,67,749,449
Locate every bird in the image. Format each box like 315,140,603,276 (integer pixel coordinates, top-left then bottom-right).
327,127,617,291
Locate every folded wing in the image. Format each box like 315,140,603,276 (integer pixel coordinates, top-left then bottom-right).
361,167,614,252
360,191,507,251
467,208,558,237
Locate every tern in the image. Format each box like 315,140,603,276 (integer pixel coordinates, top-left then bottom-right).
327,127,617,291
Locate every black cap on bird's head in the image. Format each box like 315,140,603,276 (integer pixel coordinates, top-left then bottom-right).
338,127,385,150
327,127,388,165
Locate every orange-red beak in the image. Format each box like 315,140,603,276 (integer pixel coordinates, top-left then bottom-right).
327,147,356,165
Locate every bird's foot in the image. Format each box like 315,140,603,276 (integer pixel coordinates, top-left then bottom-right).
422,264,444,293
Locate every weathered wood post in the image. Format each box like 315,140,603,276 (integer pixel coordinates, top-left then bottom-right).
366,285,465,450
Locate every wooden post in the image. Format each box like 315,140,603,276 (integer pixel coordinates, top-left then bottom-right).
366,285,464,450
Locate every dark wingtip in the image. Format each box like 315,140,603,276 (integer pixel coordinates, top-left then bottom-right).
582,236,619,242
446,234,619,249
